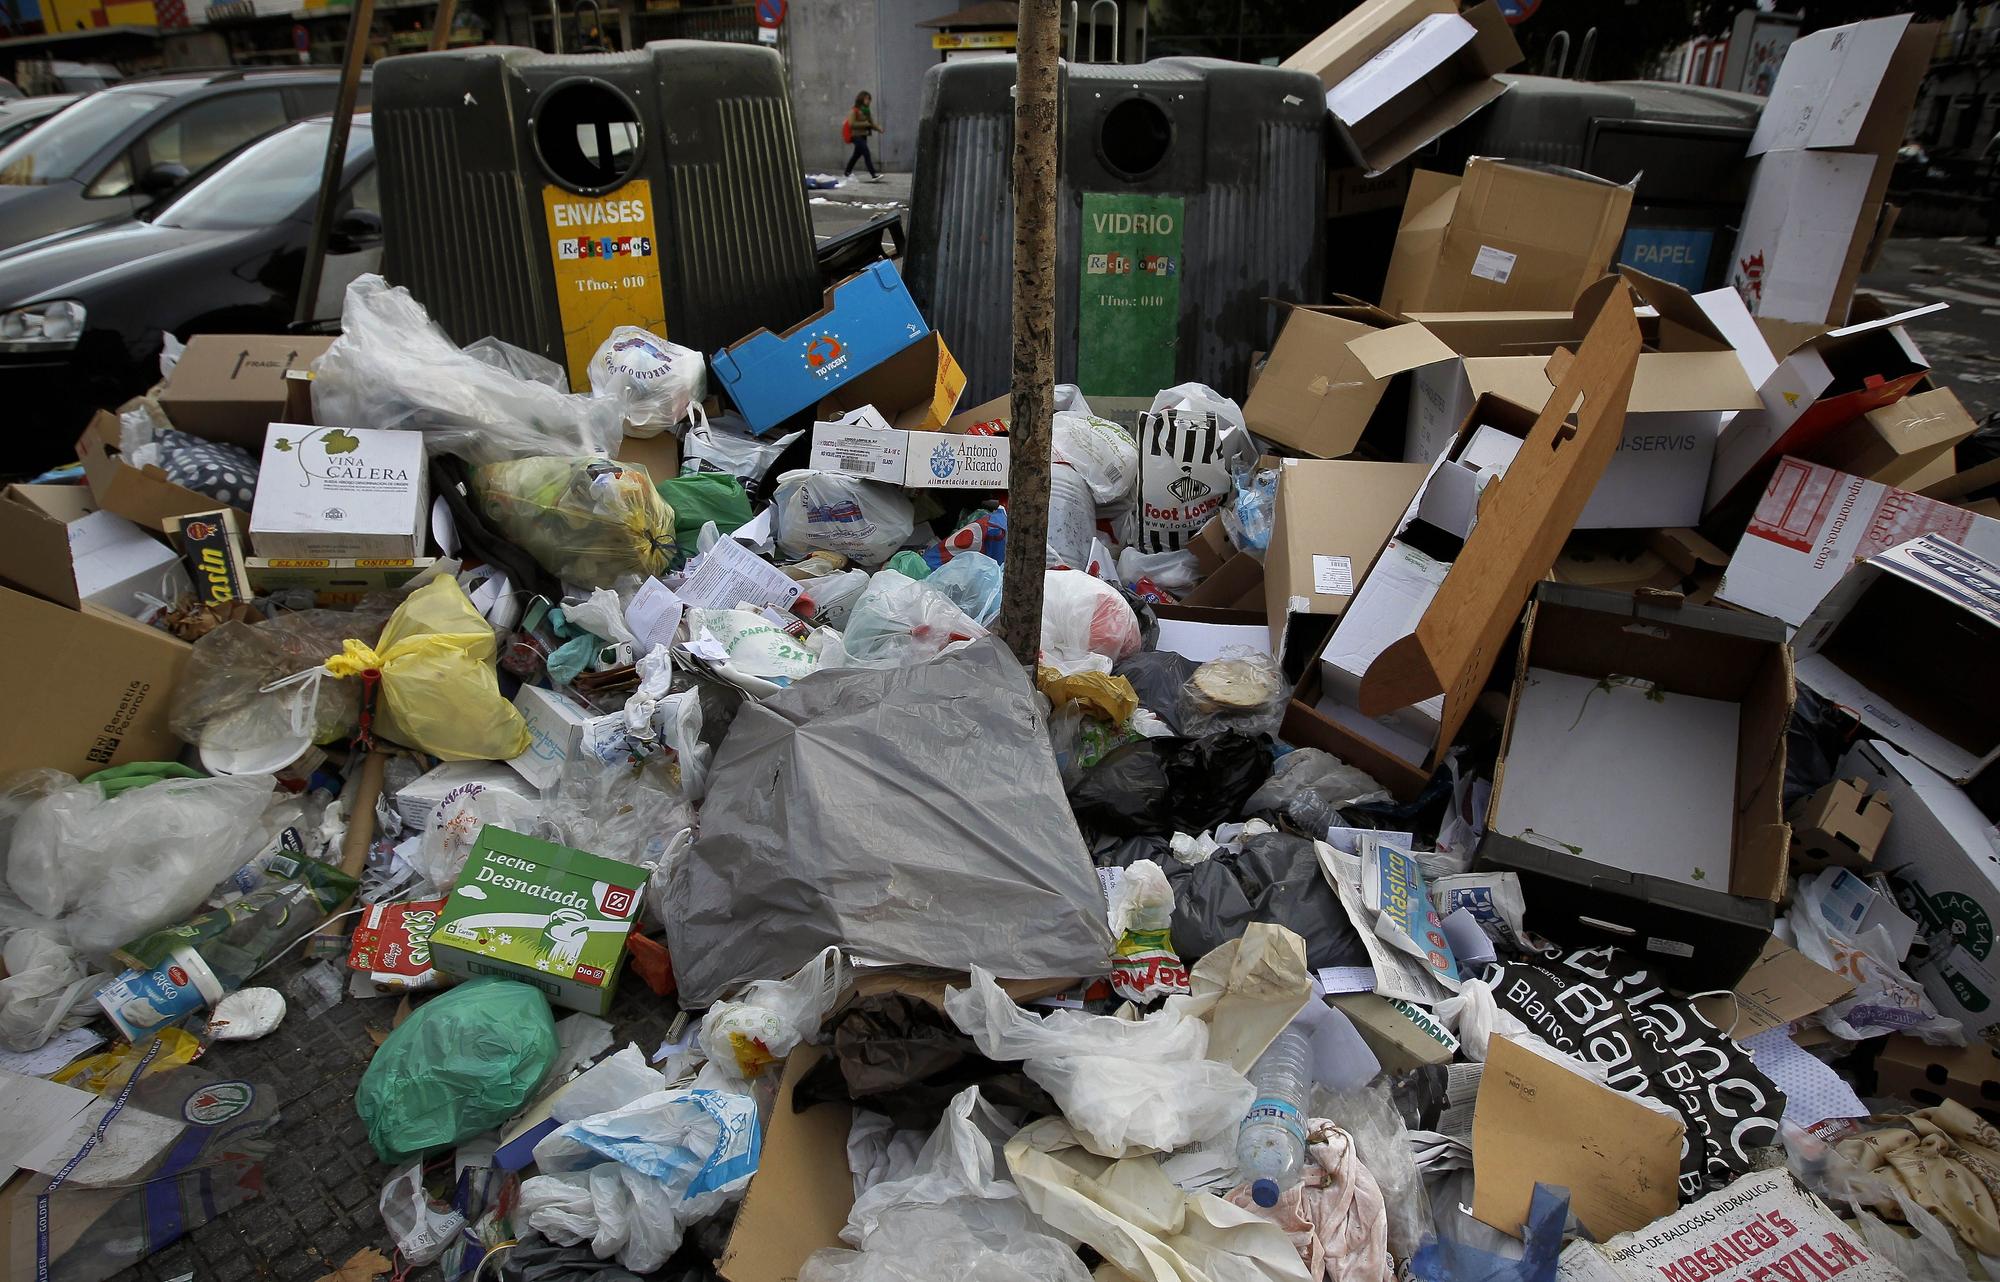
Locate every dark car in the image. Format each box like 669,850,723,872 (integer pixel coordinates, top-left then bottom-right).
0,67,362,251
0,116,380,471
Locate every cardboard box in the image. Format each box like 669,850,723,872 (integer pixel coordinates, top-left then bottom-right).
715,1045,854,1282
1263,458,1428,671
1479,585,1791,991
1328,991,1457,1069
1840,738,2000,1042
1874,1034,2000,1123
809,415,1009,490
813,331,965,433
1246,300,1454,460
164,509,252,608
1718,460,2000,630
0,484,189,620
1729,14,1934,324
346,898,445,989
1788,777,1892,874
1380,159,1634,317
712,260,932,435
1283,0,1522,176
245,556,436,608
1705,303,1942,518
1791,534,2000,783
249,424,428,560
76,408,251,530
0,584,189,778
506,683,627,791
1174,517,1266,617
157,334,335,448
430,826,642,1015
1806,386,1977,488
1691,935,1853,1039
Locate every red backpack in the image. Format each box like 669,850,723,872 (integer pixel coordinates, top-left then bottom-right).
841,116,854,144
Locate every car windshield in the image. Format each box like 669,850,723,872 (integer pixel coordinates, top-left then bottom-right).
0,91,165,185
155,120,372,231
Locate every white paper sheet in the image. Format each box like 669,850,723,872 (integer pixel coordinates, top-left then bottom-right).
676,536,802,612
1154,619,1271,663
625,576,685,650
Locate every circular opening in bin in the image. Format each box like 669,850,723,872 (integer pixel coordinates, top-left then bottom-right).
1098,96,1172,181
532,77,644,195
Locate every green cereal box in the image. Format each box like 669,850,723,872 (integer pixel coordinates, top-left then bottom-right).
431,825,643,1014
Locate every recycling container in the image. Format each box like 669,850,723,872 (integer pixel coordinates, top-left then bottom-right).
373,41,822,389
905,56,1325,404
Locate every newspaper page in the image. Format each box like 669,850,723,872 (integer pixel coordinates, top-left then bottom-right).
1315,841,1448,1007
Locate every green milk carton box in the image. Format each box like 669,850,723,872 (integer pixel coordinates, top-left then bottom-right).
431,825,643,1015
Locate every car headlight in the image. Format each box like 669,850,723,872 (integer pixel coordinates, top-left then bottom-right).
0,299,85,351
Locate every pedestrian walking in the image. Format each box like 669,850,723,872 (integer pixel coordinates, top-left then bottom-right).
844,90,882,182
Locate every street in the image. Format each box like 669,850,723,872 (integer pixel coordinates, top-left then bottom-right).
1862,236,2000,423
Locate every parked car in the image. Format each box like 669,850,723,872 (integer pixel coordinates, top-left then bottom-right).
0,116,380,471
0,67,364,250
0,94,78,150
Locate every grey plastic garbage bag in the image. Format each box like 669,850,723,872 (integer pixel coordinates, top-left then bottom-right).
664,637,1116,1005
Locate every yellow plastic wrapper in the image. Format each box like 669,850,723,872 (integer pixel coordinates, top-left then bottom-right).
1038,666,1139,725
326,577,533,761
55,1027,201,1094
473,455,677,584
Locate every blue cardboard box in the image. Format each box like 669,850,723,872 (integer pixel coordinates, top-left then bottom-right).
711,260,931,435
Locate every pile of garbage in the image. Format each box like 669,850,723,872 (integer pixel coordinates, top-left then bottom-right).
1,9,1998,1282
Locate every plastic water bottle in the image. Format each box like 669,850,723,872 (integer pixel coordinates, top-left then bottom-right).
1237,1025,1312,1207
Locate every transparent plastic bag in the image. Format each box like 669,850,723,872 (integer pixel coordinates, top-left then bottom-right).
170,615,379,750
464,336,569,389
924,550,1004,627
772,471,916,566
1180,648,1290,738
520,1087,761,1272
1790,869,1962,1043
1040,569,1141,670
1117,547,1201,595
3,770,276,955
683,413,801,485
0,927,109,1051
379,1159,467,1267
313,275,622,464
474,455,677,584
1222,463,1279,555
699,945,849,1082
325,577,533,761
1241,749,1390,837
1314,1080,1432,1265
543,753,696,881
409,782,546,890
943,966,1253,1158
842,570,989,668
588,326,706,438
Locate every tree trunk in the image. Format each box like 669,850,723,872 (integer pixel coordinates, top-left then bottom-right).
994,0,1061,668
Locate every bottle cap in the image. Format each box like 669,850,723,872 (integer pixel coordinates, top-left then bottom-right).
1252,1179,1280,1208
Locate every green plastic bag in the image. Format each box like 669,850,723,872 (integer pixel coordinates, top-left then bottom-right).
657,472,752,567
355,977,558,1161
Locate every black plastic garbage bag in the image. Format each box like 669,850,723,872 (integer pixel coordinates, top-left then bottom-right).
1113,650,1199,731
792,993,1057,1129
665,637,1115,1005
1067,731,1272,837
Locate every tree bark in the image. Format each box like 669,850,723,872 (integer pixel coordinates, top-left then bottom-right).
994,0,1062,667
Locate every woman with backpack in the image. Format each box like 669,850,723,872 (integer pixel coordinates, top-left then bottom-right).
844,90,881,182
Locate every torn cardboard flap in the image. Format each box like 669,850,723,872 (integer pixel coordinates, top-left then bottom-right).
715,1045,853,1282
1244,306,1451,459
1692,936,1854,1038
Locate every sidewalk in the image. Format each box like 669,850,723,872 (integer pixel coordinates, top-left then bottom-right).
806,171,912,243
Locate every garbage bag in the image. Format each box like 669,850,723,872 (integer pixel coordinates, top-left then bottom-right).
657,472,752,566
587,326,706,437
408,778,545,889
1224,1119,1392,1282
465,335,570,388
170,611,387,750
842,570,989,668
683,412,800,486
1051,411,1138,506
499,1233,648,1282
1114,649,1199,731
519,1087,760,1272
1181,648,1290,739
1410,1179,1568,1282
380,1159,467,1267
313,274,623,464
793,993,1056,1130
801,1086,1092,1282
699,945,848,1082
772,470,916,566
1041,569,1141,668
474,455,677,584
1068,731,1273,838
324,576,532,761
924,550,1004,627
354,976,559,1162
1117,829,1368,971
543,752,696,877
945,966,1253,1158
1314,1080,1432,1265
2,769,275,955
1241,749,1391,838
0,927,109,1051
1790,868,1961,1044
665,637,1115,1005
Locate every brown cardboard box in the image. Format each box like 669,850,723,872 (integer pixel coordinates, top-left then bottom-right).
1263,458,1427,670
614,430,681,482
0,585,189,778
815,332,967,432
1380,160,1633,316
0,484,187,619
0,484,95,609
76,409,252,530
1787,777,1893,874
1804,386,1977,487
1875,1035,2000,1124
1692,936,1853,1039
1284,0,1522,176
1176,519,1265,615
715,1044,853,1282
1480,585,1792,991
1329,992,1457,1070
1241,299,1452,458
157,334,336,448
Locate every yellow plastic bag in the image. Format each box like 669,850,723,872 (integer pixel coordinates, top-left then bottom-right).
325,577,532,761
55,1027,200,1094
473,455,676,584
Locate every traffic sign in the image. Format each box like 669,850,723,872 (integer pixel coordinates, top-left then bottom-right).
754,0,785,29
1496,0,1542,23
